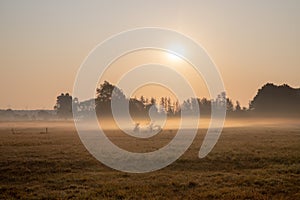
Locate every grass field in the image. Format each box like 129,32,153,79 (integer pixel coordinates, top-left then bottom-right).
0,120,299,199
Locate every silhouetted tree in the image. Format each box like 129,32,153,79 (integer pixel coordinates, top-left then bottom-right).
72,97,80,114
95,81,126,116
150,97,156,106
226,98,234,112
145,97,158,114
140,96,146,104
174,100,180,115
159,97,165,113
167,97,172,115
129,98,145,117
182,99,192,113
235,101,241,111
54,93,73,119
250,83,300,116
199,98,211,116
96,81,125,103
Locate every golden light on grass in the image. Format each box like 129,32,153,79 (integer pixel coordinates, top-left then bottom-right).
0,121,299,199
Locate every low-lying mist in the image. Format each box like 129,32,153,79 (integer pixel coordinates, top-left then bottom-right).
94,116,300,131
1,116,299,132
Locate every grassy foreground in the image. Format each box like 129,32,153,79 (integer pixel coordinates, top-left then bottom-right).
0,121,299,199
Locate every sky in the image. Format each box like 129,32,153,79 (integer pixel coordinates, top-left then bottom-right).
0,0,299,109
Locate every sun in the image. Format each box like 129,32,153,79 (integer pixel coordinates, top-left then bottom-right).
167,52,182,62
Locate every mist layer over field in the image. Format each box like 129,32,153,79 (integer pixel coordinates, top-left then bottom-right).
0,118,299,199
88,116,300,131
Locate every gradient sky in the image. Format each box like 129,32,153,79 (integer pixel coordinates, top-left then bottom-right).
1,0,299,109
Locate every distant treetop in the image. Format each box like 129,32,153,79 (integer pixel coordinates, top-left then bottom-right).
250,83,300,115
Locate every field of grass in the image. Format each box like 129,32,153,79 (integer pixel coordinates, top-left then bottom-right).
0,121,299,199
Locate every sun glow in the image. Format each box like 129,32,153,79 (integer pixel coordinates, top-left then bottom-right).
167,52,182,62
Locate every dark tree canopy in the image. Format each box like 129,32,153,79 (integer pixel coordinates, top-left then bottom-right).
96,81,125,103
54,93,73,119
250,83,300,115
95,81,126,116
75,81,300,119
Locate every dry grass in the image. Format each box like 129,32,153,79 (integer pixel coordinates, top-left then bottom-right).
0,121,299,199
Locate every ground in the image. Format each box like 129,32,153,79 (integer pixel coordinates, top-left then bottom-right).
0,121,299,199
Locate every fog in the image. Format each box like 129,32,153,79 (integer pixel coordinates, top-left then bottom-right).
1,116,299,133
83,116,300,132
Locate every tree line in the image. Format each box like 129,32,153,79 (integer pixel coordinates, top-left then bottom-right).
1,81,299,121
54,81,300,119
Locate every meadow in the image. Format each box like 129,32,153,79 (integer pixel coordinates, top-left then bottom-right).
0,120,299,199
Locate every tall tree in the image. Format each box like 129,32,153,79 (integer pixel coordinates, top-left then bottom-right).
96,81,125,103
235,101,241,111
250,83,300,115
226,98,234,112
54,93,73,119
159,97,165,113
95,81,126,116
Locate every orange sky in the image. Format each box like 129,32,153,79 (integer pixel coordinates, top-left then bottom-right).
0,1,299,109
99,50,209,101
